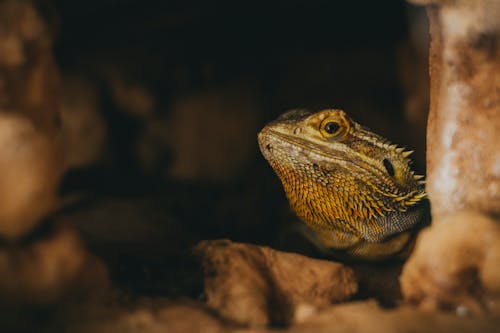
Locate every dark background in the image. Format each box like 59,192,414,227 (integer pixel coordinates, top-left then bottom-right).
50,0,428,296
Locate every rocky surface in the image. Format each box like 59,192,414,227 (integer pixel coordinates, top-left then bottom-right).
0,0,108,313
57,298,500,333
1,1,499,332
287,300,500,333
0,0,61,136
64,299,228,333
414,0,500,219
401,212,500,314
194,240,358,327
0,113,62,239
0,219,108,304
0,0,64,240
403,0,500,314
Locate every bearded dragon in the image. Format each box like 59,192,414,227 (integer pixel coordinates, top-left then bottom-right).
258,109,427,260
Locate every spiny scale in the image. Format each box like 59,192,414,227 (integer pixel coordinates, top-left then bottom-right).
402,150,414,158
258,108,428,261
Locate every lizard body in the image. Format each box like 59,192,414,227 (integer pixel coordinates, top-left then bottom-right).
258,109,427,260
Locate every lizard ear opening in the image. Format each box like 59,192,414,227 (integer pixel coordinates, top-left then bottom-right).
383,158,395,177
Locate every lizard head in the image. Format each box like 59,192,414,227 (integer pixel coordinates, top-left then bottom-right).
258,109,427,243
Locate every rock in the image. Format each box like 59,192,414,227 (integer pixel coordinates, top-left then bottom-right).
409,0,500,220
194,239,357,327
0,219,108,304
65,299,227,333
0,0,64,240
0,0,61,136
48,297,500,333
0,112,63,239
290,300,500,333
400,211,500,314
401,0,500,316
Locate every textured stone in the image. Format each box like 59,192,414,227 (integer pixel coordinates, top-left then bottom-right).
411,0,500,219
289,300,500,333
194,240,357,327
67,300,227,333
0,0,64,239
0,219,108,304
400,212,500,314
0,0,61,136
401,0,500,316
0,112,62,239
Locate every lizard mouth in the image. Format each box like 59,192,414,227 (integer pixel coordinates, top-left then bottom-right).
259,128,362,168
258,128,425,202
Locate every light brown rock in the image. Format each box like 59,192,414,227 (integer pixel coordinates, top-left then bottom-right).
194,239,357,327
0,112,63,239
401,0,500,316
66,299,228,333
0,0,64,239
59,298,500,333
0,0,61,136
400,211,500,314
409,0,500,220
288,300,500,333
0,219,108,304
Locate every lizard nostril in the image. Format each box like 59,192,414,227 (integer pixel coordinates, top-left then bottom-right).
294,127,301,135
265,144,272,150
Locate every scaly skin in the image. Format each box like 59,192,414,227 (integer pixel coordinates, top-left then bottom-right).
258,109,427,260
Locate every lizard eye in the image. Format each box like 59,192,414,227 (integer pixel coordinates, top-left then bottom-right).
324,122,340,134
320,116,349,139
383,158,395,177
